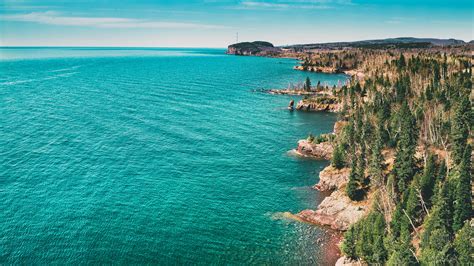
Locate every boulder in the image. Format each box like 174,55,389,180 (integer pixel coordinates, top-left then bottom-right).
296,139,333,160
335,256,364,266
296,190,368,231
314,165,350,191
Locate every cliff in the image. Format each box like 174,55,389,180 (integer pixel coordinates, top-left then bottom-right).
295,96,341,112
227,41,282,56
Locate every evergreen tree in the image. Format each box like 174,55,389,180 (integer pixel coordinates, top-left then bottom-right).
331,144,345,169
419,154,436,207
437,159,447,182
346,167,360,201
421,182,455,261
393,101,418,196
387,228,418,266
304,77,312,92
369,123,384,186
397,53,407,70
451,94,471,165
454,221,473,265
405,185,423,225
370,212,388,264
453,145,472,231
341,226,357,259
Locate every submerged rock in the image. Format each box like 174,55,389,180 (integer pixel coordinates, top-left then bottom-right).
296,190,368,231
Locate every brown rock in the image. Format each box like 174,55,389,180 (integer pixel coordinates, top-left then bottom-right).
314,165,350,191
336,256,365,266
296,190,368,231
333,121,347,135
295,97,341,112
296,139,333,160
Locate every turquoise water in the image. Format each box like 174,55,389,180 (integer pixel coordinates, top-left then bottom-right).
0,48,347,264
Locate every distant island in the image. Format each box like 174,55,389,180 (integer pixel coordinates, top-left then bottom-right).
226,41,281,56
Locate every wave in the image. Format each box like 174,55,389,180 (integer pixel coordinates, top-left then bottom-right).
0,72,78,86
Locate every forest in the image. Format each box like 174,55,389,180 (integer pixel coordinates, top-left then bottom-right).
307,47,473,265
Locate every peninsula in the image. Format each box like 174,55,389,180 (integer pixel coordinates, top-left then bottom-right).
228,38,473,265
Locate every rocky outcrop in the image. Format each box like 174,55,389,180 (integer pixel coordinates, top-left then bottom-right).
227,41,281,56
294,65,343,74
335,256,364,266
295,97,341,112
296,190,368,231
333,121,347,135
314,166,350,191
265,89,318,96
296,139,333,160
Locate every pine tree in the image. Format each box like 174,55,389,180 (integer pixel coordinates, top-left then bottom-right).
451,94,470,165
454,221,473,265
397,53,406,70
371,212,387,264
304,77,312,92
419,154,436,207
387,227,418,266
393,101,418,196
405,185,423,225
453,145,472,231
346,168,359,201
341,226,357,259
421,182,455,262
369,123,384,186
331,144,345,169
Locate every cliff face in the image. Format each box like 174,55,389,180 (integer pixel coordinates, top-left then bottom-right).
227,41,282,56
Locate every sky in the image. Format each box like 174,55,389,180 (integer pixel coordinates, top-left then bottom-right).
0,0,473,47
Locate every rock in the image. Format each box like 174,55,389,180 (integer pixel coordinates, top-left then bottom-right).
288,99,294,110
296,139,333,160
296,190,368,231
295,97,341,112
335,256,364,266
314,165,350,191
333,121,347,135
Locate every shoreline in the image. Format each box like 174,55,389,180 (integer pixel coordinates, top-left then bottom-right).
233,50,362,264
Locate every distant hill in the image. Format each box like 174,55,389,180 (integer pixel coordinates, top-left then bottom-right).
283,37,467,50
227,41,281,55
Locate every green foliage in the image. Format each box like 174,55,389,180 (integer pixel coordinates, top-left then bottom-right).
419,154,436,207
369,123,385,186
454,221,474,265
346,169,360,201
453,145,472,231
405,185,423,226
304,77,312,92
450,94,471,165
331,144,345,169
341,226,357,259
387,230,418,266
392,101,418,196
346,154,366,201
341,212,388,264
420,182,455,264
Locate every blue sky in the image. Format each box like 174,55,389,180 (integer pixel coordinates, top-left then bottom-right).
0,0,472,47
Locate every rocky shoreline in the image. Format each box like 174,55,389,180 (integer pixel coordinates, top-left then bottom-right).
228,44,366,265
288,117,370,264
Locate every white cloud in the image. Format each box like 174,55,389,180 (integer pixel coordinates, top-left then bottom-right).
237,0,352,10
1,11,228,29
